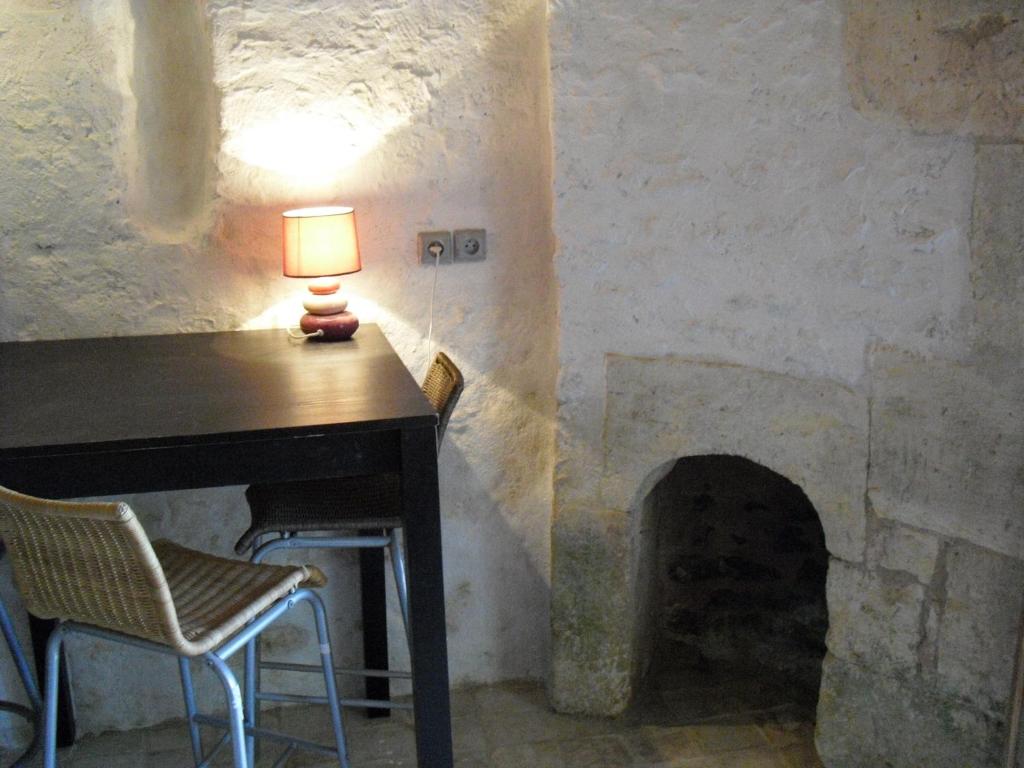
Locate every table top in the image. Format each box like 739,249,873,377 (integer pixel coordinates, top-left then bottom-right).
0,325,436,458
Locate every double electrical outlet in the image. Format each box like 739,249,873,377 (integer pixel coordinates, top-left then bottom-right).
418,229,487,264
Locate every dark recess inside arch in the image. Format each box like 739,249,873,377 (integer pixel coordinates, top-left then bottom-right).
638,454,829,722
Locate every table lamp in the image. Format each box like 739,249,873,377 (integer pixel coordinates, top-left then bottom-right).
283,205,361,341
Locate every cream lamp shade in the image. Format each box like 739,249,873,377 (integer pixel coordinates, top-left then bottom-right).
282,206,361,278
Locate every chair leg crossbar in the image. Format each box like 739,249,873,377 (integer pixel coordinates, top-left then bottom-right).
253,664,415,711
41,589,349,768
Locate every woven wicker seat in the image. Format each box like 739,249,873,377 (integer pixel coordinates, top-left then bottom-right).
0,485,349,768
236,351,463,715
235,474,402,556
152,541,327,652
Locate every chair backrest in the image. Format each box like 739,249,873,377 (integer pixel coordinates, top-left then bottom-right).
421,351,464,445
0,486,183,648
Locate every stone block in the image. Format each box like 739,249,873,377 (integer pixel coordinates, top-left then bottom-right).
868,522,941,584
601,356,869,562
970,144,1024,359
550,503,633,715
817,655,1005,768
938,542,1024,711
971,145,1024,305
825,560,925,674
869,347,1024,560
844,0,1024,139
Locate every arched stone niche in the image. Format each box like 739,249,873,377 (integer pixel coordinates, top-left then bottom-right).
127,0,217,243
551,355,868,716
632,454,830,719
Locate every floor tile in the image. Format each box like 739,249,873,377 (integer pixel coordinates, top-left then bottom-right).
623,724,707,765
691,722,771,754
0,679,823,768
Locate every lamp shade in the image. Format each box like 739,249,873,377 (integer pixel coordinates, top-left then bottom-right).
282,206,361,278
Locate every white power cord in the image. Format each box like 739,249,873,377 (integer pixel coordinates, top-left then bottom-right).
425,240,443,375
286,328,323,339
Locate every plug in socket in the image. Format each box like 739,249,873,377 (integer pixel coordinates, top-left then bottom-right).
418,231,452,265
454,229,486,261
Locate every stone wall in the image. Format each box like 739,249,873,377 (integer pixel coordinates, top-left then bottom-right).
0,0,557,739
549,1,1024,766
2,0,1022,763
551,355,870,714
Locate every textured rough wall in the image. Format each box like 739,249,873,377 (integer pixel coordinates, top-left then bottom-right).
549,0,973,518
549,1,1023,766
0,0,556,739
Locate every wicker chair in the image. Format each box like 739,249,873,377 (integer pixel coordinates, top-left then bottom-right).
235,351,464,715
0,485,349,768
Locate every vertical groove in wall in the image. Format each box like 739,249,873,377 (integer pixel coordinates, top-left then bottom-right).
128,0,217,243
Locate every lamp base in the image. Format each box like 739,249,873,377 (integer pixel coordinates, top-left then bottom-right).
299,311,359,341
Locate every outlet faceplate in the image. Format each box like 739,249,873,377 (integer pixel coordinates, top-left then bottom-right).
418,231,452,265
454,229,486,261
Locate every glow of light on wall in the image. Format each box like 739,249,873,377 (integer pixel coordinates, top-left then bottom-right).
240,289,309,331
225,110,406,188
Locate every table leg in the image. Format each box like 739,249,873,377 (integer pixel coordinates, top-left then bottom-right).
359,534,391,718
401,425,453,768
28,615,75,747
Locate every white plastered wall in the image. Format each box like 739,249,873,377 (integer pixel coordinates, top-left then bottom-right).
0,0,556,737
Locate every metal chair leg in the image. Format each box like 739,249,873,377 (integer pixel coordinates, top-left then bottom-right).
0,594,42,768
41,627,63,768
246,533,264,763
0,598,41,712
243,637,257,766
205,653,250,768
306,591,350,768
388,528,411,643
178,657,203,767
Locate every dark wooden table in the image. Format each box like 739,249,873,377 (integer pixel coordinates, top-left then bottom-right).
0,325,454,768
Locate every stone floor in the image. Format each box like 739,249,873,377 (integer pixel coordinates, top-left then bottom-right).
2,677,824,767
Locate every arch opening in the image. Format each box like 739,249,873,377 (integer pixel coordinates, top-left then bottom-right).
633,455,829,724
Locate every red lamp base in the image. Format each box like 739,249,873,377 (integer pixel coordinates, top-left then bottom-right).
299,311,359,341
